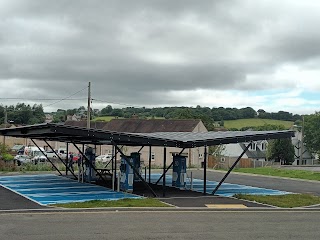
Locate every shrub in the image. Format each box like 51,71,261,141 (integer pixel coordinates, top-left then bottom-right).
2,153,14,161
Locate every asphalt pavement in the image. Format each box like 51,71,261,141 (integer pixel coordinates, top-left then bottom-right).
0,210,319,240
188,169,320,196
0,185,46,210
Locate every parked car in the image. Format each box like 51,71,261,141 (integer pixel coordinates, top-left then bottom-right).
57,148,67,159
31,153,47,164
45,150,57,159
95,154,112,163
14,155,32,166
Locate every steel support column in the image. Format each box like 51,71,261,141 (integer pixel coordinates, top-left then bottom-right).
31,139,63,176
155,162,173,185
114,144,117,191
137,146,144,153
212,142,252,195
65,143,69,176
163,146,167,197
148,145,152,183
203,145,207,195
43,140,77,179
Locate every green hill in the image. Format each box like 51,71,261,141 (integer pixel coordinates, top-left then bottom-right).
224,118,294,130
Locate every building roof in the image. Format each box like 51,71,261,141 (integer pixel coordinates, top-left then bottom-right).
64,119,203,133
64,120,109,129
239,143,266,159
0,123,295,148
103,119,203,133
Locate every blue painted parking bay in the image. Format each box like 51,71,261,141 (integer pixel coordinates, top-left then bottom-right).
147,173,291,197
0,174,141,205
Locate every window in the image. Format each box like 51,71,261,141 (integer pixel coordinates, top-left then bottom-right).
250,142,256,151
261,142,267,151
151,152,155,161
199,153,203,159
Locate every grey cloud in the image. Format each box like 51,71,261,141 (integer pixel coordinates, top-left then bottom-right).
0,0,320,109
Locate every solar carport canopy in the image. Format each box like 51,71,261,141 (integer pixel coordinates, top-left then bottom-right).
0,123,295,148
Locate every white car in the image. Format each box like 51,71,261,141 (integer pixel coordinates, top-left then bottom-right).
32,153,47,164
14,155,32,166
95,154,112,163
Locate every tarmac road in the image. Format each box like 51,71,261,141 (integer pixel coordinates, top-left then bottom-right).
0,210,319,240
189,169,320,196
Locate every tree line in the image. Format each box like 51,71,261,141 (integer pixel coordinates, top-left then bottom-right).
0,103,45,125
1,103,302,128
2,103,320,165
100,105,301,122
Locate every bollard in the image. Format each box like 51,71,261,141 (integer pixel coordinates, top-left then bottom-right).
190,171,193,190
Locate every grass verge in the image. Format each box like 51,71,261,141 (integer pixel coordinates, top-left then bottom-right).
231,167,320,181
234,193,320,208
52,198,171,208
224,118,293,129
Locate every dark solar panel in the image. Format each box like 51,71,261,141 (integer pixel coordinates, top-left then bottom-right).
0,123,295,148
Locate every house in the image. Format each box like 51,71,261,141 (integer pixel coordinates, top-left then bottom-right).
220,140,268,168
220,130,318,167
66,114,81,121
64,119,208,167
292,131,316,165
45,114,53,123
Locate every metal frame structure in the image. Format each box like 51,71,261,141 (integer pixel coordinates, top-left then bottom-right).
0,123,295,197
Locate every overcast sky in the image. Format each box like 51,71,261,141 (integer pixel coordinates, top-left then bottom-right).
0,0,320,114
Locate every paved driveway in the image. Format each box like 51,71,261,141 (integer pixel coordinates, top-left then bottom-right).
189,169,320,196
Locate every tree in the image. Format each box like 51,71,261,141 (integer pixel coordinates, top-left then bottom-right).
266,138,295,165
100,105,113,115
239,107,257,118
209,145,225,158
304,113,320,155
0,143,13,161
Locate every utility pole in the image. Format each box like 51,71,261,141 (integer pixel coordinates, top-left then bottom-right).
87,82,91,129
299,115,304,165
4,106,7,125
3,106,7,145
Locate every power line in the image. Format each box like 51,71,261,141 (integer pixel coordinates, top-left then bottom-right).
0,97,86,101
43,86,88,108
92,98,147,108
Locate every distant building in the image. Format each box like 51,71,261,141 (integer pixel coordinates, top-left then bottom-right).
45,114,53,123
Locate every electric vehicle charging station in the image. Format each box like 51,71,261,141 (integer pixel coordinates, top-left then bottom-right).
120,155,134,192
120,152,141,192
84,146,96,182
130,152,141,181
172,155,187,189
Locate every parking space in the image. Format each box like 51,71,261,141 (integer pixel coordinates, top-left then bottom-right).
0,174,141,205
0,172,291,210
147,173,291,197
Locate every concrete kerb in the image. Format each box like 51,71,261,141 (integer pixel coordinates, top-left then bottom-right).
1,207,320,215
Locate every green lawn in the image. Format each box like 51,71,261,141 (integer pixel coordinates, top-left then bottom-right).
232,167,320,181
92,116,124,122
224,118,294,130
52,198,171,208
234,193,320,208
